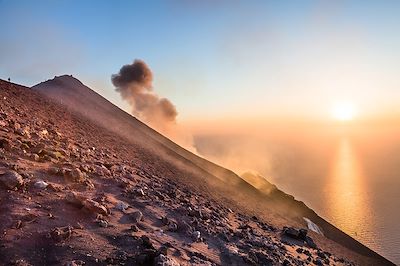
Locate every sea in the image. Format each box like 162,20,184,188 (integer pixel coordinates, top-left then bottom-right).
194,121,400,265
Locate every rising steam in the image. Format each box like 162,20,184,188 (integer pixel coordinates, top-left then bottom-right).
111,59,178,129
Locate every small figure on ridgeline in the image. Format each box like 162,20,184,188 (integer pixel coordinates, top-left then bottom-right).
8,78,11,82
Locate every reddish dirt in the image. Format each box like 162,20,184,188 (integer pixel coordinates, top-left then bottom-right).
0,79,394,266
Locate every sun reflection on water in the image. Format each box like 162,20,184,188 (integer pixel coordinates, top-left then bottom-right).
325,138,377,248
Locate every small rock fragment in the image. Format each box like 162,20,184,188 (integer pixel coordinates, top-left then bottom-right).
34,180,48,189
30,154,40,162
192,231,201,242
168,222,178,232
97,219,108,228
130,224,139,232
135,188,145,196
15,220,23,229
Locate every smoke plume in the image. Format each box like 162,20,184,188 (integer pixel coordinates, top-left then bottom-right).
112,59,178,129
112,59,196,152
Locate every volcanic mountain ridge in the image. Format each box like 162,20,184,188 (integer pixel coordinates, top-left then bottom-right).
0,77,394,265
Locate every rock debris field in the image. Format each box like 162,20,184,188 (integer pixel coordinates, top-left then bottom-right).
0,79,367,265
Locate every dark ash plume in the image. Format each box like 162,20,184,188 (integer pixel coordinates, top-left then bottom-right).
111,59,178,127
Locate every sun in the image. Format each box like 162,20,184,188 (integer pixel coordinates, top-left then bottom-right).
331,102,357,121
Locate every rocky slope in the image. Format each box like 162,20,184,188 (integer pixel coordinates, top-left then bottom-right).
0,78,394,265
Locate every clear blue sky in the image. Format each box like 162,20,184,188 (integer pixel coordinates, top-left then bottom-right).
1,0,400,121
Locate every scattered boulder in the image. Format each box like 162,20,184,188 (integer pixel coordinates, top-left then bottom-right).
97,219,109,228
282,226,317,248
305,236,317,249
94,165,111,176
0,170,24,189
82,199,109,216
154,254,180,266
136,249,157,265
65,191,86,207
30,153,40,161
130,224,139,232
129,210,143,224
39,129,49,137
283,227,307,240
192,231,201,242
47,151,64,160
82,179,95,190
140,235,154,249
157,245,169,256
0,137,11,150
115,201,129,212
296,247,303,254
314,258,324,266
16,126,31,138
64,168,85,183
47,183,63,192
177,220,192,234
66,191,108,215
20,143,30,151
48,167,61,175
105,250,130,264
34,180,48,189
161,216,170,225
135,188,145,196
65,260,85,266
9,259,31,266
168,222,178,232
50,226,73,242
15,220,23,229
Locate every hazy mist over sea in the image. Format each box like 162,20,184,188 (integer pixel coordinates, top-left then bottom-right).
193,120,400,264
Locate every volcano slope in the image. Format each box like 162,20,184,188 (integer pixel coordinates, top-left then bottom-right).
0,77,393,265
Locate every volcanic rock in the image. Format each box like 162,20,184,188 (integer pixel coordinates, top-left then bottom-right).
0,170,24,189
50,226,73,242
130,210,143,223
115,201,129,212
283,227,307,240
65,191,86,206
0,137,11,150
192,231,201,242
140,235,155,249
34,180,48,189
64,168,85,182
82,199,109,216
154,254,180,266
65,260,85,266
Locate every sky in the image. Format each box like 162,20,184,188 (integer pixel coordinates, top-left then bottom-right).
1,0,400,122
3,2,400,262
